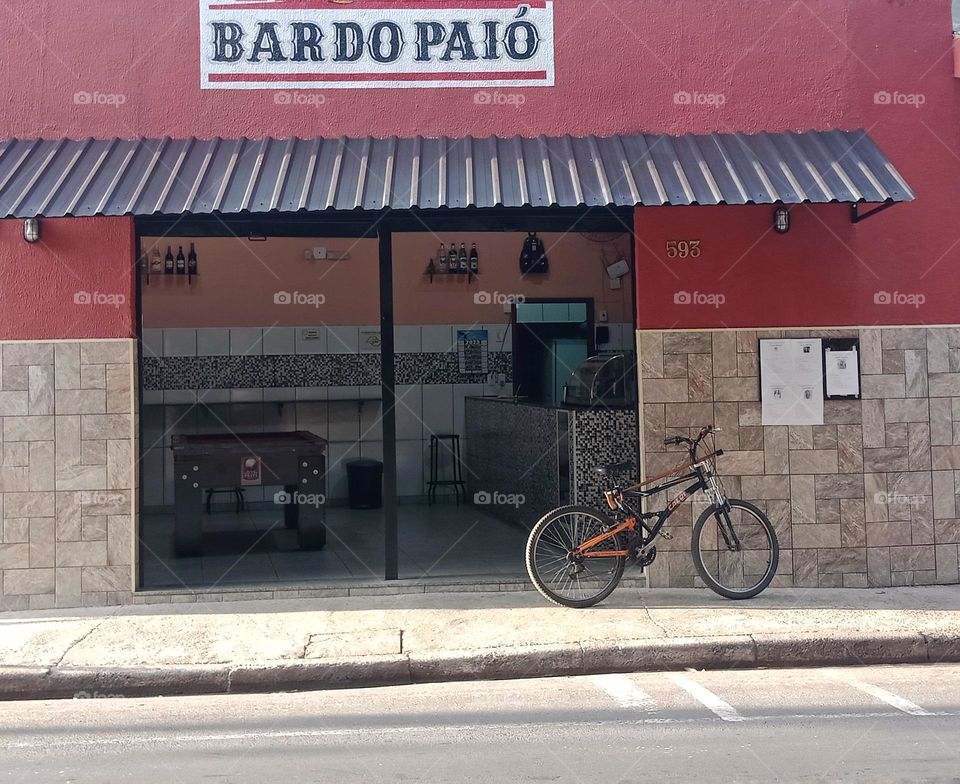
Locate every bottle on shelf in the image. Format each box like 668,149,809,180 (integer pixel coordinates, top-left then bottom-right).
438,243,447,274
459,242,469,273
448,241,459,273
469,242,479,274
150,248,163,275
175,246,186,275
187,242,198,277
164,246,175,274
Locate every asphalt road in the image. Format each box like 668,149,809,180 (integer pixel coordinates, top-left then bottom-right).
1,663,959,782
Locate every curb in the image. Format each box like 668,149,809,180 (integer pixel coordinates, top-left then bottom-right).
1,631,956,702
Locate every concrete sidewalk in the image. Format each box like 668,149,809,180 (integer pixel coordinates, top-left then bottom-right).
1,586,959,701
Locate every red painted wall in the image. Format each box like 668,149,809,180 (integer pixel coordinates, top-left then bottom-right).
0,218,135,340
0,0,956,333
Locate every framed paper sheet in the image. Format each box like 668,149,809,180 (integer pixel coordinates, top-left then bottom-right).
760,338,824,426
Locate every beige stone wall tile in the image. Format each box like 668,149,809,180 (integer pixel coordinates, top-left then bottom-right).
54,389,106,416
717,450,764,475
0,543,30,569
927,329,952,373
54,344,81,390
861,375,905,399
711,332,738,378
736,331,758,354
790,474,816,525
714,377,758,402
867,546,891,587
80,414,132,441
930,398,953,445
3,344,54,366
890,544,936,572
663,353,687,378
664,402,714,429
837,425,863,472
823,400,862,425
905,350,929,398
935,544,960,583
28,365,54,415
55,567,81,607
882,350,905,375
930,374,960,397
55,464,107,492
932,446,960,470
789,449,838,474
639,332,663,379
907,423,931,470
884,398,929,423
932,470,957,519
1,364,28,391
881,328,927,350
740,475,790,500
3,518,28,543
663,332,711,354
28,441,55,492
739,402,761,426
812,425,838,451
81,440,106,466
81,516,107,541
56,540,108,568
56,491,82,541
885,422,908,447
3,568,54,595
788,426,813,451
687,353,713,401
642,378,688,404
867,521,913,547
81,565,130,593
105,365,132,414
863,447,909,473
818,547,867,573
860,330,882,374
28,518,55,568
107,515,132,566
0,391,29,416
793,524,841,548
79,342,132,366
3,415,54,442
737,352,759,377
840,499,866,547
763,427,789,475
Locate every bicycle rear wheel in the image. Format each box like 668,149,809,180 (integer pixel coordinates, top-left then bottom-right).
526,505,626,609
691,499,779,599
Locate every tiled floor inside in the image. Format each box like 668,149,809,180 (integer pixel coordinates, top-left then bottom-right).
140,503,530,589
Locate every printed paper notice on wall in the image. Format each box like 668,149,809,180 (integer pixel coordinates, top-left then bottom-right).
759,339,824,426
199,1,556,90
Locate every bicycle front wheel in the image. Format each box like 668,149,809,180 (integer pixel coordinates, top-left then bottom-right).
691,499,779,599
526,505,626,609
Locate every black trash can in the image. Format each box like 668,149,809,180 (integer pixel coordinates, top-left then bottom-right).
346,458,384,510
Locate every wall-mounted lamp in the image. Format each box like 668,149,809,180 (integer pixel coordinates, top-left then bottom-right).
773,207,791,235
22,218,41,244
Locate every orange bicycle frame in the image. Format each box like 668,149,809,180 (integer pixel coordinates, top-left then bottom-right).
574,517,636,559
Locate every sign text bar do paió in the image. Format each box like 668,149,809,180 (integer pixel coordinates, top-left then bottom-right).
200,1,556,89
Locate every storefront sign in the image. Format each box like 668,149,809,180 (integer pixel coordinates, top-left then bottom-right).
200,1,555,90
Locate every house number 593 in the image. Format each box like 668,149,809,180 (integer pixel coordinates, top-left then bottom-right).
666,240,701,259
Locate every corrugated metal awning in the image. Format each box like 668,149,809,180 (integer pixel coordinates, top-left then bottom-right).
0,130,914,218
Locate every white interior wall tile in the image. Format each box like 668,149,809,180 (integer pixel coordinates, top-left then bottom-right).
264,387,297,402
196,328,230,356
421,385,455,437
230,327,264,356
326,442,361,500
395,385,423,440
421,325,454,353
163,390,197,405
198,390,230,404
484,323,512,351
360,440,384,463
295,326,328,354
453,384,484,437
327,326,360,354
295,387,329,401
328,403,360,442
294,401,328,440
163,328,197,357
359,400,383,440
327,385,360,400
230,389,263,403
359,327,381,353
142,390,163,406
397,439,424,497
394,326,422,353
262,326,296,355
141,328,164,359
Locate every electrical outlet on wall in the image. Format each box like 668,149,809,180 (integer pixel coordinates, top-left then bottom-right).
598,310,608,323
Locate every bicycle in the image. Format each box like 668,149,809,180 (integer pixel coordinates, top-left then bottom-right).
525,426,780,608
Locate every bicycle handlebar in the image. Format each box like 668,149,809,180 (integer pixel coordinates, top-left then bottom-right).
663,426,718,458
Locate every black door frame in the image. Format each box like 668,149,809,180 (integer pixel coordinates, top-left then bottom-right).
135,205,636,583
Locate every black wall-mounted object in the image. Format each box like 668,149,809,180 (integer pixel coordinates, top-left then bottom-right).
596,325,611,345
519,232,549,274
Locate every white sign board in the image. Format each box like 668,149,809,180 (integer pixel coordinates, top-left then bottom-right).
760,339,824,426
200,1,556,90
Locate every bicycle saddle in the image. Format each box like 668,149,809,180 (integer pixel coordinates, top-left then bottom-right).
593,461,632,477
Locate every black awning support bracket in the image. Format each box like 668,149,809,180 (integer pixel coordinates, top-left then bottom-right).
850,201,897,224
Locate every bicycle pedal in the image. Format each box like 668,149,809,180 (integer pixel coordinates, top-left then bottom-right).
659,530,674,541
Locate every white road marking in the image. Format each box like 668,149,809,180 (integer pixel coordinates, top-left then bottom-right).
591,674,658,711
667,672,745,722
825,671,933,717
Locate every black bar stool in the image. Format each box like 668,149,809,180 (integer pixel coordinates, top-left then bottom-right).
428,434,466,506
205,487,246,514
